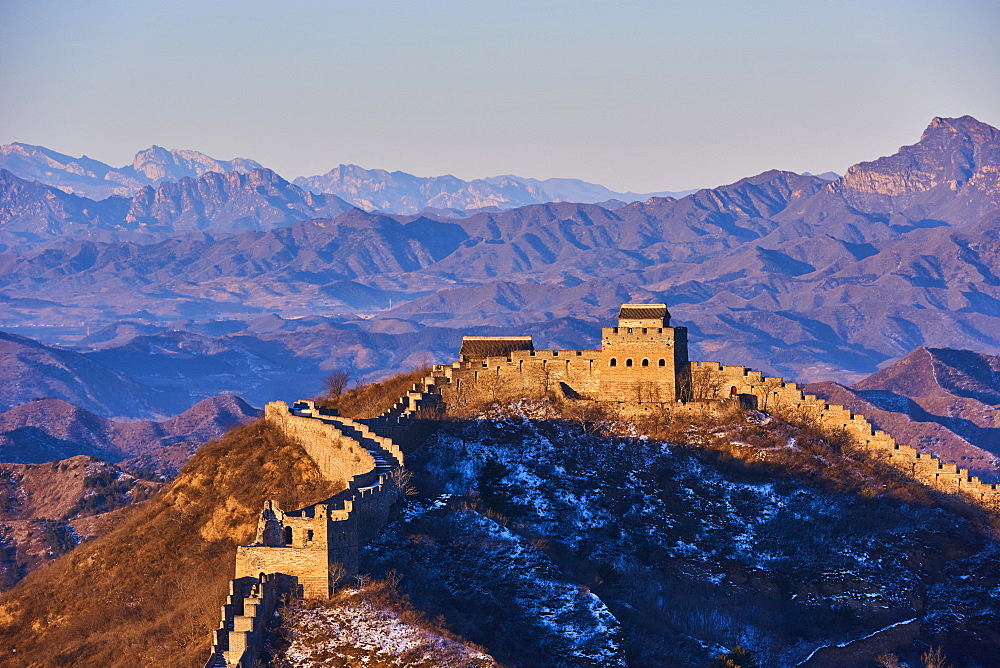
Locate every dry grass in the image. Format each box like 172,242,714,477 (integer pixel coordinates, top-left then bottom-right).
0,420,341,668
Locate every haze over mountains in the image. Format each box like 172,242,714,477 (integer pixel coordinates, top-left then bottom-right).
5,117,1000,667
0,395,258,470
1,115,999,390
0,142,689,214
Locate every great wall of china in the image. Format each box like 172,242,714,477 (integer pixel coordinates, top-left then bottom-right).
205,405,409,668
204,303,1000,667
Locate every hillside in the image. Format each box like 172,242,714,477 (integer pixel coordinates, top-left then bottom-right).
0,456,163,591
0,395,259,474
356,399,1000,667
1,369,998,667
806,347,1000,481
0,420,342,667
0,329,180,418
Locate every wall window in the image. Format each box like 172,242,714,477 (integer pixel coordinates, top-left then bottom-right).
641,359,649,367
609,358,617,367
658,359,666,366
307,529,314,541
625,358,633,367
283,526,293,545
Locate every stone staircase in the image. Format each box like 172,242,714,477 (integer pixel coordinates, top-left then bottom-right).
376,371,452,419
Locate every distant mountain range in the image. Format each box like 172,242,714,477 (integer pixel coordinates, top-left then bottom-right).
0,142,693,214
0,166,353,250
1,115,998,387
293,164,691,214
0,143,264,199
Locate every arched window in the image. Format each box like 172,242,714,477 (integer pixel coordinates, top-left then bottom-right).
641,359,649,367
609,358,617,367
283,526,293,545
658,359,666,366
625,359,633,367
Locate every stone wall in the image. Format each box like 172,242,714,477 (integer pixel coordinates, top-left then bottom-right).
401,344,1000,507
688,361,1000,504
203,573,289,668
202,303,999,666
205,400,410,668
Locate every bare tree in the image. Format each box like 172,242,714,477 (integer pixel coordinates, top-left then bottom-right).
758,376,785,411
690,367,724,401
328,562,347,592
322,369,352,398
560,400,609,434
388,467,418,497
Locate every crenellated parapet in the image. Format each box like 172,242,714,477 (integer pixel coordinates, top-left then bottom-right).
206,302,999,667
425,306,1000,507
689,361,1000,505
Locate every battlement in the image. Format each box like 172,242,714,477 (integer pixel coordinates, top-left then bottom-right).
433,303,1000,507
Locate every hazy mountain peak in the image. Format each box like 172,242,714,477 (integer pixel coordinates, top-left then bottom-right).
0,143,264,200
834,115,1000,215
923,114,998,141
295,164,691,214
130,146,263,182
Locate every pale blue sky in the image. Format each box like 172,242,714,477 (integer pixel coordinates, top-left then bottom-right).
1,0,997,192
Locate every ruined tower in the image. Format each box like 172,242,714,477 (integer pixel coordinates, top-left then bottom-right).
598,303,690,401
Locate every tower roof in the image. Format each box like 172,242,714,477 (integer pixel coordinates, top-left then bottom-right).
460,336,534,359
618,303,670,321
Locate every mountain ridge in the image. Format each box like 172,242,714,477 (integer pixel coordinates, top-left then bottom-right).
0,395,259,474
1,116,999,385
806,346,1000,480
0,143,694,214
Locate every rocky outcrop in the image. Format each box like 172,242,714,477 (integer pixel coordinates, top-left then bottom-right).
0,143,263,200
833,116,1000,216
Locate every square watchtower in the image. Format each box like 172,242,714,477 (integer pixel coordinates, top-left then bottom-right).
598,303,690,401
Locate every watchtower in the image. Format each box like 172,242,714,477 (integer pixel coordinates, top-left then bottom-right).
598,304,690,401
